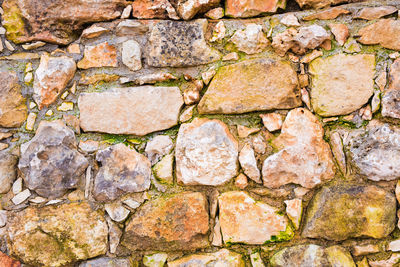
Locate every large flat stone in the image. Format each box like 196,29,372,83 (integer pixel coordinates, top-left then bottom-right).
198,58,301,114
302,184,396,241
349,121,400,181
78,86,183,136
310,53,375,117
8,202,108,267
2,0,128,45
122,192,209,250
218,191,292,245
146,19,221,67
0,71,27,128
175,118,238,186
358,19,400,50
262,108,335,189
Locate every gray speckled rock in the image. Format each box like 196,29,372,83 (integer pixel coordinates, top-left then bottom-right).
18,120,88,198
94,143,151,202
0,152,17,194
302,184,396,241
146,19,221,67
349,121,400,181
382,58,400,119
175,118,238,186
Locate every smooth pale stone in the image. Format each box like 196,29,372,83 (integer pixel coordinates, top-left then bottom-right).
78,86,183,136
310,53,375,117
12,189,31,205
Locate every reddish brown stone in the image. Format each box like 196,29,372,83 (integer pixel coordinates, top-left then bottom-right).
0,252,20,267
225,0,286,18
131,0,178,19
303,7,350,20
2,0,129,45
358,19,400,50
122,192,209,250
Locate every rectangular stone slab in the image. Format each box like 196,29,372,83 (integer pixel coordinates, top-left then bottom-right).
78,86,183,136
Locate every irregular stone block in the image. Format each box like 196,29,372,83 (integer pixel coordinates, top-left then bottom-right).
2,0,128,45
18,120,88,198
310,53,375,116
198,58,301,114
358,19,400,50
270,244,356,267
0,152,17,194
78,86,183,135
349,121,400,181
170,0,220,20
79,257,131,267
355,6,397,20
262,108,335,189
94,143,151,202
302,184,396,241
33,54,76,109
382,57,400,119
175,118,238,186
122,192,209,250
8,202,108,267
218,191,292,245
169,249,244,267
225,0,285,18
147,19,221,67
77,42,118,69
0,71,27,128
131,0,178,19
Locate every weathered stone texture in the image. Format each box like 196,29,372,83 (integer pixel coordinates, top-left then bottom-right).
349,121,400,181
219,191,292,244
2,0,128,45
198,59,301,114
18,120,88,198
33,54,76,109
175,118,238,186
262,108,335,189
0,71,27,128
302,184,396,241
147,20,221,67
169,249,244,267
94,143,151,201
358,19,400,50
78,86,183,135
310,53,375,117
122,192,209,250
8,202,108,267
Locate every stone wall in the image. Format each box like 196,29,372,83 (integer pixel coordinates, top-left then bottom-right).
1,0,400,266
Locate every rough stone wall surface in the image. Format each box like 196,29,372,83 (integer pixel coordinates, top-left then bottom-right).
2,0,400,266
